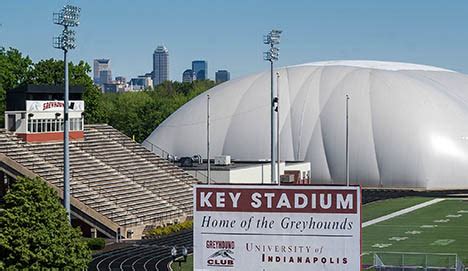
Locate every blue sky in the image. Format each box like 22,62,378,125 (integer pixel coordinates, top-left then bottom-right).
1,0,467,81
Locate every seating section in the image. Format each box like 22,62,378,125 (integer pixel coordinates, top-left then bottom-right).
0,125,195,228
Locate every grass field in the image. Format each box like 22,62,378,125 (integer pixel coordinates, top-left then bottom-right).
362,198,468,267
362,197,432,222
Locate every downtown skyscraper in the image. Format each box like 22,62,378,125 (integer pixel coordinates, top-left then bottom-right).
152,46,169,86
215,70,230,84
93,59,111,84
182,69,195,83
192,60,208,80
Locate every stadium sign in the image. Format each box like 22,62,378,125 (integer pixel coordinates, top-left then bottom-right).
193,185,361,271
26,100,84,112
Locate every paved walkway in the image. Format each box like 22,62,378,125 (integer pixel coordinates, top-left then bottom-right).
362,198,445,228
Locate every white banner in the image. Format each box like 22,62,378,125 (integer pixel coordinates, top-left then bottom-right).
193,185,361,271
26,100,84,112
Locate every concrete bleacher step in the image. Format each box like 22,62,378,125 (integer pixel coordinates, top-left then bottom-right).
1,124,196,232
0,136,137,226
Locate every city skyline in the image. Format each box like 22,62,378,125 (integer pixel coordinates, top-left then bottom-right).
93,50,228,85
2,1,468,81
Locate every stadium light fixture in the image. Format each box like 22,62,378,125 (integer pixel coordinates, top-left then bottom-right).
53,29,77,51
53,5,80,27
264,29,282,184
53,4,80,223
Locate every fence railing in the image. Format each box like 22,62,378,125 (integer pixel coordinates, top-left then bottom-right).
138,140,220,184
142,140,172,160
193,170,217,184
372,251,465,271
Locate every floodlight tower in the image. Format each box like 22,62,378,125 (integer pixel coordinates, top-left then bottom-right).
53,5,81,222
264,29,282,184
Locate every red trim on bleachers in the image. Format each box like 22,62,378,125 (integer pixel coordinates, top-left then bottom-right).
16,131,84,142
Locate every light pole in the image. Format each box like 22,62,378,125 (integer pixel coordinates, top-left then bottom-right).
345,94,350,186
264,29,281,184
171,246,188,270
207,94,211,184
276,72,280,186
53,4,81,222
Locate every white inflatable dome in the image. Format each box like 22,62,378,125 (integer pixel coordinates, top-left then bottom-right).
144,60,468,190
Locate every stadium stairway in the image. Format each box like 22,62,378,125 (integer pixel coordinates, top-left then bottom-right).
0,125,196,240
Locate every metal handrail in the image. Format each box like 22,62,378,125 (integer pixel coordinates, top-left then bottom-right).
194,170,217,184
142,140,172,160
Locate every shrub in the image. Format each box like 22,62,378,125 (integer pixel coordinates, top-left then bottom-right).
84,237,106,251
147,220,193,237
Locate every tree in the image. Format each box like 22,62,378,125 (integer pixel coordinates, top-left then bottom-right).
0,177,91,270
103,91,154,142
0,47,33,91
101,79,216,142
82,83,106,124
27,58,64,85
0,47,33,126
0,85,5,126
29,59,106,124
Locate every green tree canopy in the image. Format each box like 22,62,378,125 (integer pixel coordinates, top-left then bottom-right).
102,79,216,142
0,177,91,270
0,47,33,125
28,58,106,124
0,47,33,91
0,48,106,126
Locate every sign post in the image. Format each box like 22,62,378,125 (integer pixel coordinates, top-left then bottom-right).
194,185,361,270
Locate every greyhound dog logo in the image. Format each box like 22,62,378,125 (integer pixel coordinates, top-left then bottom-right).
207,249,235,267
209,249,235,260
28,102,41,112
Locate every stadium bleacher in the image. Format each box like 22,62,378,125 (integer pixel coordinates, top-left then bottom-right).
0,124,195,239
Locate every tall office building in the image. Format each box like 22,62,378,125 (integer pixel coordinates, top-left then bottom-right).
215,70,230,84
99,70,112,85
93,59,111,84
153,46,169,86
182,69,195,83
192,60,208,80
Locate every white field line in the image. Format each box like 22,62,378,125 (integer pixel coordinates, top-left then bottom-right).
167,259,173,271
362,198,445,228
